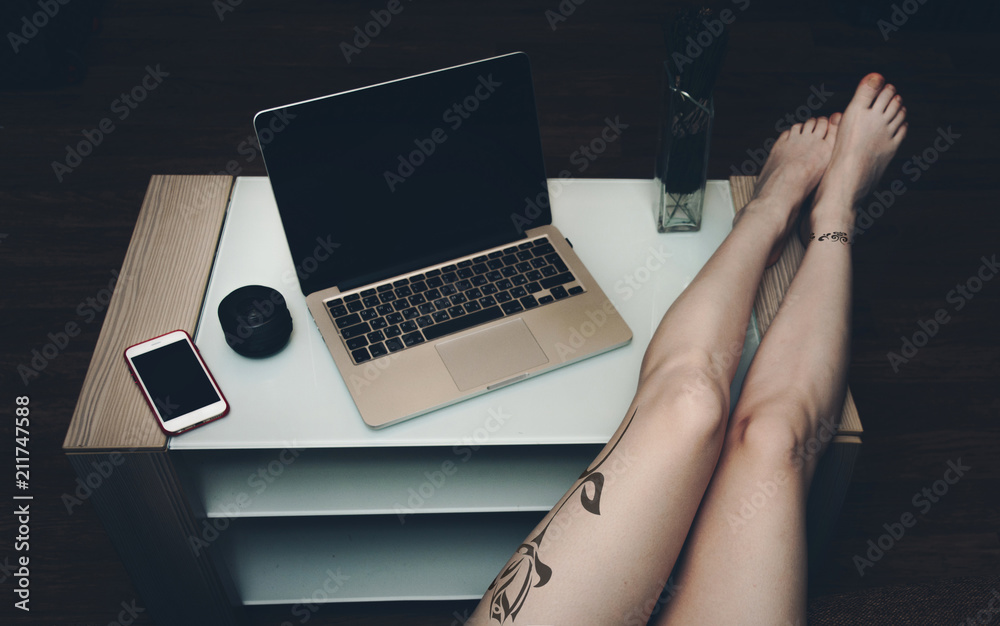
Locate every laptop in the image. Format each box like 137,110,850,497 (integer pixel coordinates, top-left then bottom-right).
253,51,632,428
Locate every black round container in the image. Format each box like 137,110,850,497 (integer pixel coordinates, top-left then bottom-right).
217,285,293,357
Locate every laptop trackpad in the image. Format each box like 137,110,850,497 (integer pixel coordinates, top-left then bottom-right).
436,319,549,391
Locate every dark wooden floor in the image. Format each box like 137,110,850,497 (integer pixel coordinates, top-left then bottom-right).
2,0,998,624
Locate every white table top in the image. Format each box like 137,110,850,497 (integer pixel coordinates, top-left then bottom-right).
174,177,757,450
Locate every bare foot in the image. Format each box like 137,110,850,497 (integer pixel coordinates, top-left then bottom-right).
805,73,907,239
735,116,838,266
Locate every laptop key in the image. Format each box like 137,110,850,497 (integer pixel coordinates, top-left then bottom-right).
550,286,569,299
503,246,518,255
434,297,451,310
495,291,512,303
347,300,365,312
569,286,584,295
384,325,402,338
432,310,450,323
471,275,488,287
386,312,404,325
335,313,361,329
501,300,524,315
424,288,442,300
440,284,458,296
502,254,518,266
369,342,388,358
447,305,466,318
402,331,425,347
497,279,513,290
426,276,444,288
457,260,473,268
409,293,427,306
466,288,482,300
410,273,425,282
418,302,435,315
401,320,418,333
328,304,348,318
393,299,409,312
472,263,489,274
532,237,549,246
410,280,427,293
511,286,527,298
515,261,532,273
363,295,380,307
361,288,377,297
480,295,497,307
488,250,504,259
423,305,504,341
501,266,518,278
385,337,404,352
538,295,554,305
346,335,368,350
455,279,472,291
395,286,412,298
341,322,371,339
393,278,410,287
516,250,533,261
527,270,543,281
370,317,388,330
487,259,504,270
344,292,361,301
533,243,555,256
417,315,434,328
540,272,575,290
531,257,548,269
360,308,378,321
520,295,539,309
426,268,442,277
518,242,534,250
457,268,474,279
540,265,558,277
377,284,393,292
464,301,482,313
481,283,498,295
367,330,385,343
402,307,419,320
442,264,457,272
379,291,396,303
473,255,488,263
512,274,528,286
526,282,542,294
351,347,371,363
450,293,468,305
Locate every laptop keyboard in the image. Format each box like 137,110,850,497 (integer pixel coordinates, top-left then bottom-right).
325,237,585,364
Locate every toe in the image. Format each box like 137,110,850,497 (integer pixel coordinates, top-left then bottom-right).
888,106,907,135
813,116,829,136
884,93,903,118
875,83,898,113
853,73,886,108
830,112,843,126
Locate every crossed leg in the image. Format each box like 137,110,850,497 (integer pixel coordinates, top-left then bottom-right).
655,74,907,625
469,99,843,625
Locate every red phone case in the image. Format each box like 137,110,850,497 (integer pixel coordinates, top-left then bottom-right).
124,329,230,435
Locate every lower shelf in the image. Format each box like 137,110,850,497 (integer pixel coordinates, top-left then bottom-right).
218,512,543,604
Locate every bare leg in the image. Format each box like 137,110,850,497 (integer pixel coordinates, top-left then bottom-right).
469,116,836,625
657,74,907,625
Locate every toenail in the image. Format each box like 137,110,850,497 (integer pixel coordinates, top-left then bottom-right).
867,74,883,88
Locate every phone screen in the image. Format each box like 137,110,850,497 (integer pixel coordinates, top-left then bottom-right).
130,339,222,422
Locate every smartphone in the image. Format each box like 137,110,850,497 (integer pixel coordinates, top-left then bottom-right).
124,330,229,434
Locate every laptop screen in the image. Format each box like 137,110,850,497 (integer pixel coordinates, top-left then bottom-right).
255,52,551,296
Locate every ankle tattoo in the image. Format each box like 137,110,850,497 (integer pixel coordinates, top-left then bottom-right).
808,231,852,245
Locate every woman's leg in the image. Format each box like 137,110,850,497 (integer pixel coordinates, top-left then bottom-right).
469,114,838,625
657,74,907,625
